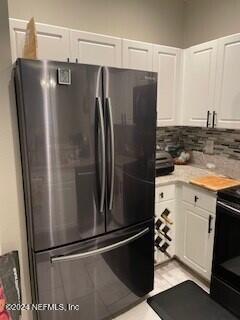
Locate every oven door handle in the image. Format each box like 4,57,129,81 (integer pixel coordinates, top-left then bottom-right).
218,201,240,215
51,227,149,263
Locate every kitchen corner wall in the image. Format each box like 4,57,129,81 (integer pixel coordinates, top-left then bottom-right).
0,1,31,318
157,126,240,161
184,0,240,48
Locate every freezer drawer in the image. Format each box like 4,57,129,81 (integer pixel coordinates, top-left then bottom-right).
33,220,154,320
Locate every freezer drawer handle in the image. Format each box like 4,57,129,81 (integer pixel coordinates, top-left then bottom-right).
50,227,149,263
106,97,115,211
97,97,106,213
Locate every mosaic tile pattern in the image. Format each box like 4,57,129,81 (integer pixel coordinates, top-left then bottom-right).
191,151,240,179
156,127,182,150
156,126,240,160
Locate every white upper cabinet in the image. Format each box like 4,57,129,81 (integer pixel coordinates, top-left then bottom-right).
9,18,70,63
214,34,240,129
70,30,121,67
122,39,153,71
153,45,181,126
182,40,218,127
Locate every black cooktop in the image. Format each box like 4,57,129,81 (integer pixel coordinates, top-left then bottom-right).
218,186,240,206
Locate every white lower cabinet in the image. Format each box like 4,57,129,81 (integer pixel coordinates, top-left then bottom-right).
177,184,216,281
156,182,217,281
181,202,215,280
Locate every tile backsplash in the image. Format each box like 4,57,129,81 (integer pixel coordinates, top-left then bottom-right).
157,126,240,161
156,126,182,150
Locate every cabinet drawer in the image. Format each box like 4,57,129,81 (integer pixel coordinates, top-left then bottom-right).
182,184,216,214
155,184,175,203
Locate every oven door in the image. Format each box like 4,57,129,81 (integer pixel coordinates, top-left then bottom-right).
34,220,154,320
212,200,240,292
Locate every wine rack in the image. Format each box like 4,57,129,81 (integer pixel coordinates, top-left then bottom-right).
154,202,175,265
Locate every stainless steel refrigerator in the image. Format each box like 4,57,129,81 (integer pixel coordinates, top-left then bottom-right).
15,59,157,320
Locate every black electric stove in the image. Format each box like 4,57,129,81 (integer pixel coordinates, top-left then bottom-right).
211,186,240,318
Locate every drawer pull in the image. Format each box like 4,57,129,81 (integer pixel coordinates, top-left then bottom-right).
194,195,199,203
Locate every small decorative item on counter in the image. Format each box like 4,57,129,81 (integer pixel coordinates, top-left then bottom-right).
165,145,191,165
174,150,191,165
165,145,182,158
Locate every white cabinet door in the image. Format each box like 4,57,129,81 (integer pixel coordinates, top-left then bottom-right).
153,45,181,126
214,34,240,129
9,19,70,63
182,41,217,127
181,202,215,280
70,30,121,67
122,39,153,71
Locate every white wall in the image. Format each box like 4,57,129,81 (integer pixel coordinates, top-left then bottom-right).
8,0,185,47
0,1,32,319
184,0,240,47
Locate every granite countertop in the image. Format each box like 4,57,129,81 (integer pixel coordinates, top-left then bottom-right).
155,165,219,188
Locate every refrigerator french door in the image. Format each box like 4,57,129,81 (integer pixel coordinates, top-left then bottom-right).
15,59,157,320
104,67,157,232
16,59,106,252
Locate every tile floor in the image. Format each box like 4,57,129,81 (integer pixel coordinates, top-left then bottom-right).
114,259,209,320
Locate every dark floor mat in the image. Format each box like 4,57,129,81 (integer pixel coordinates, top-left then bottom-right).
147,280,238,320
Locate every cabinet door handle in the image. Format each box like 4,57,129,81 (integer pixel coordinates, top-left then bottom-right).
212,111,217,128
160,192,164,199
208,215,213,234
194,195,199,203
206,110,211,128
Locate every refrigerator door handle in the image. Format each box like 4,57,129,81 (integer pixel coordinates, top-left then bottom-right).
106,97,115,210
96,97,106,213
51,227,149,263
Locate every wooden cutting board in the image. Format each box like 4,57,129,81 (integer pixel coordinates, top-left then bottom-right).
190,175,240,191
